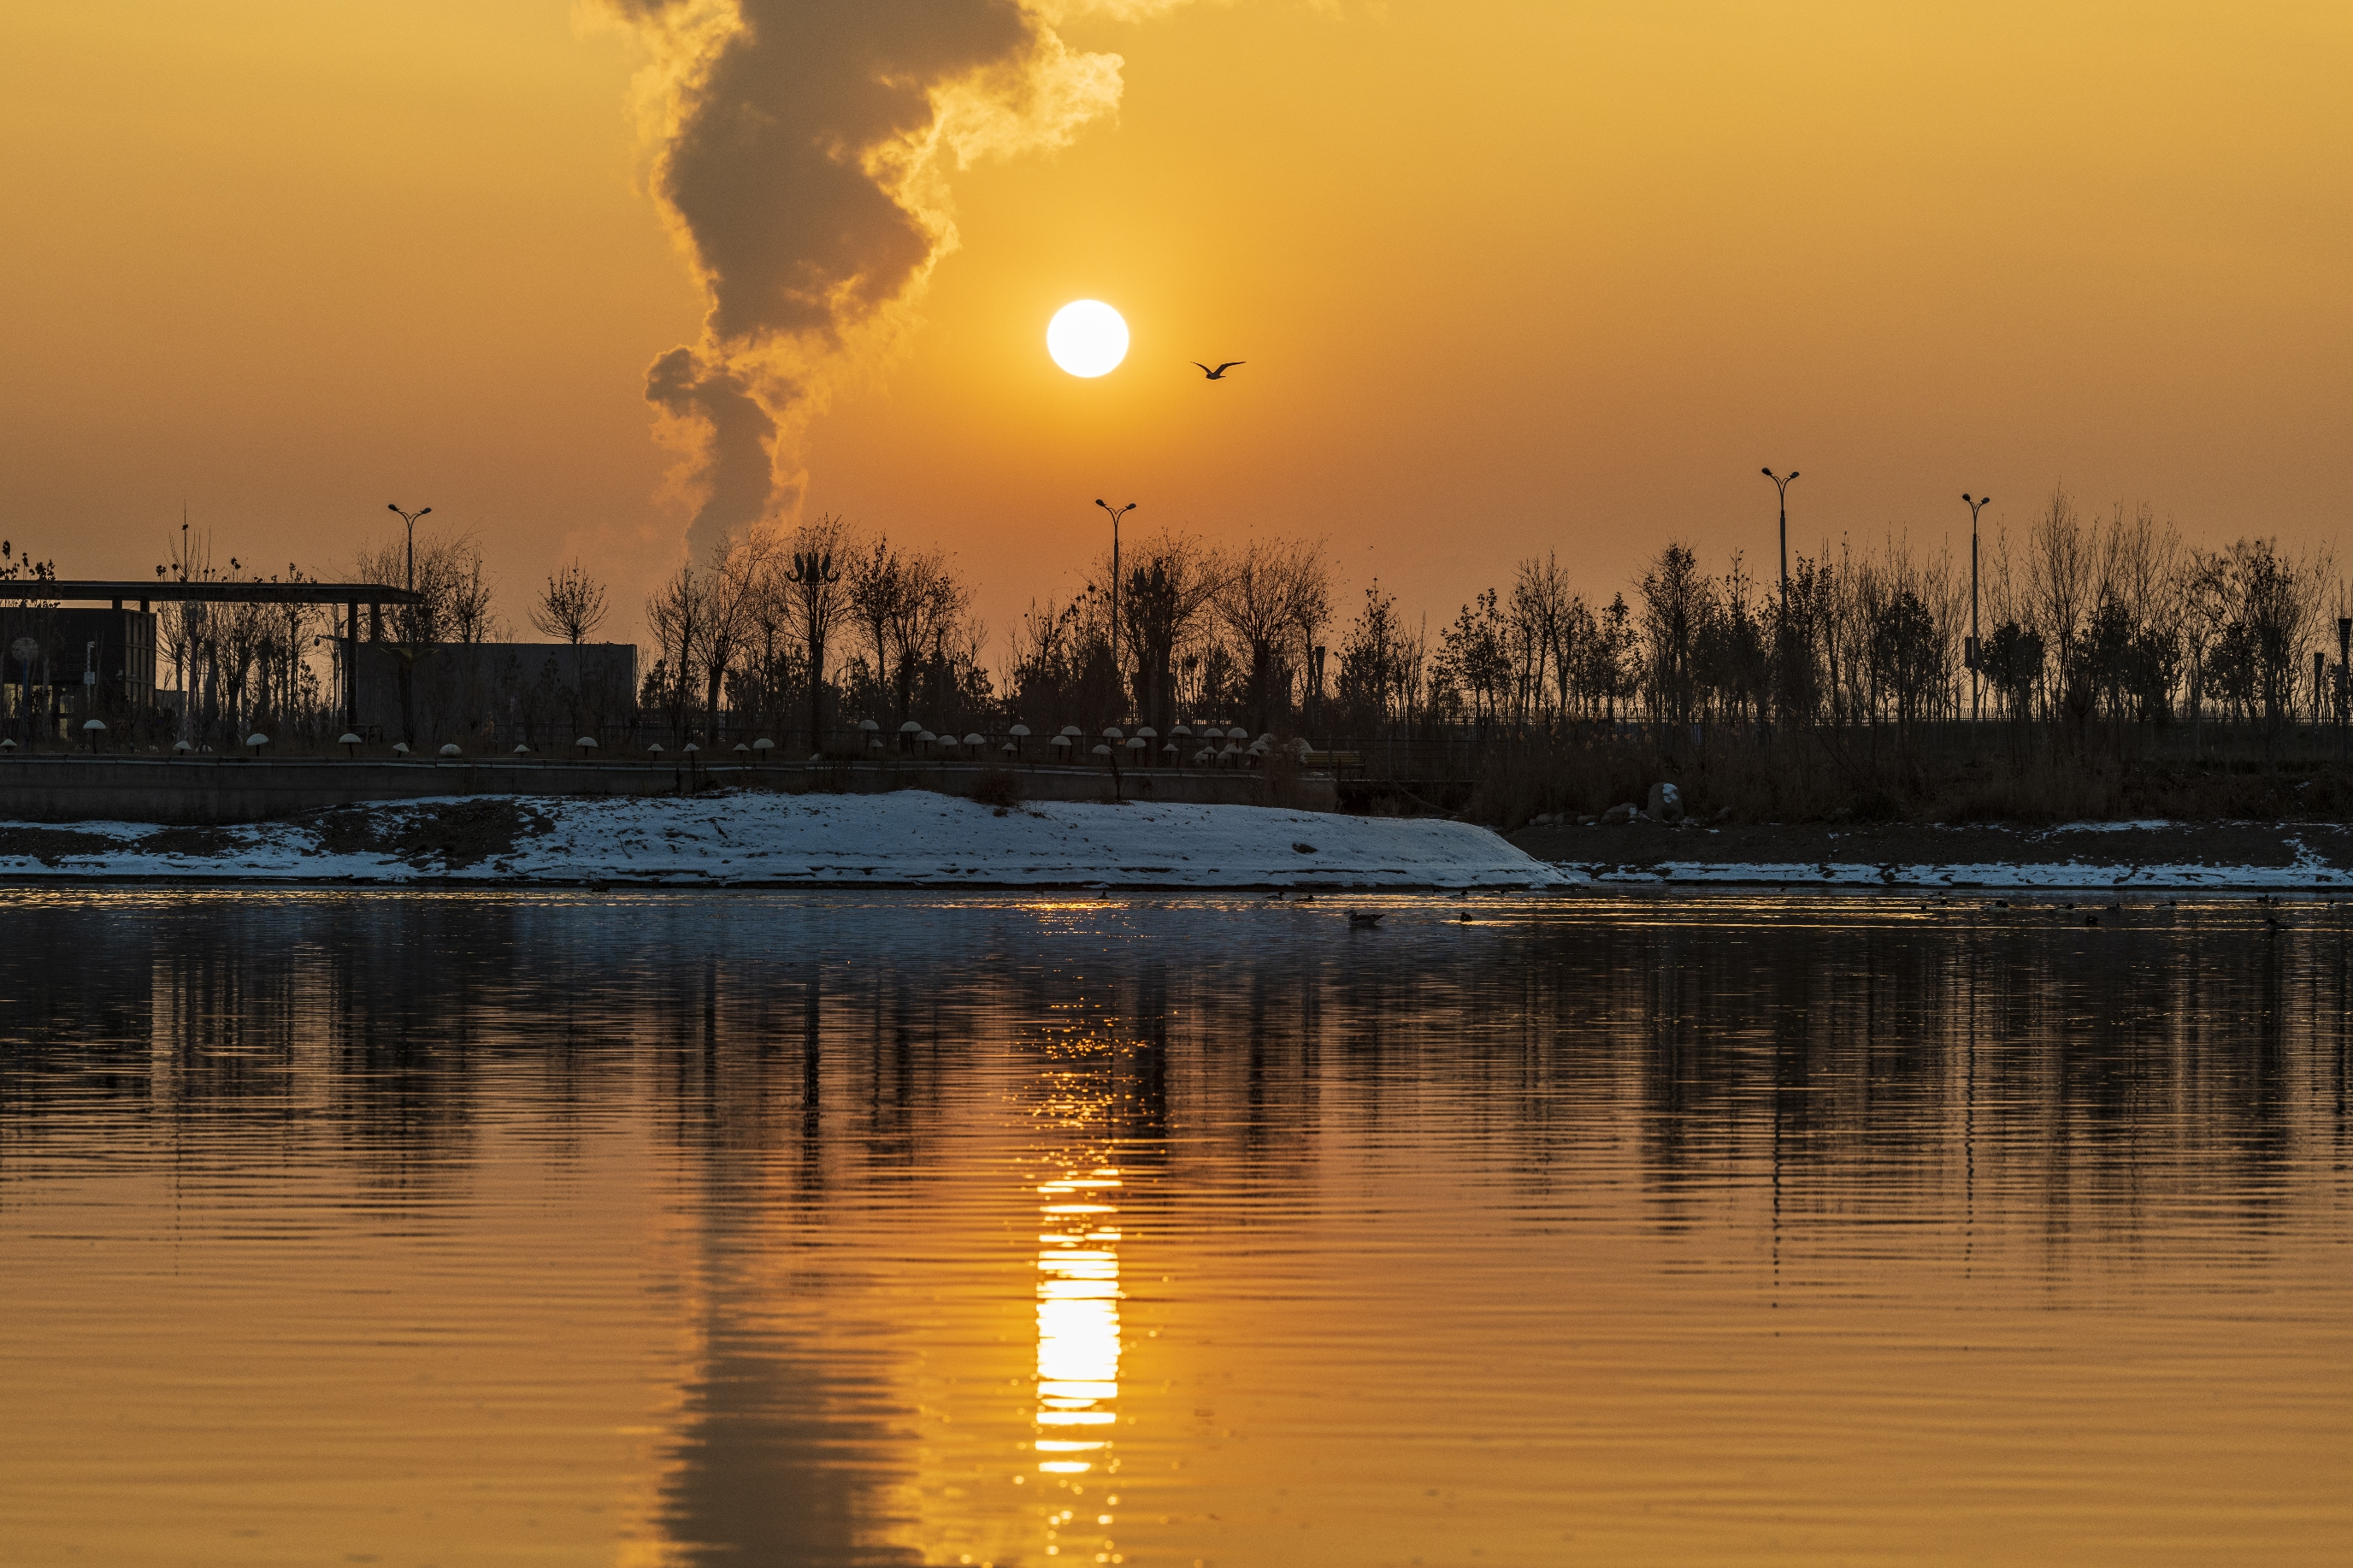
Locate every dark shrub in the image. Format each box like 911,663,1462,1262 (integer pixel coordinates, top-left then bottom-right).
970,768,1023,810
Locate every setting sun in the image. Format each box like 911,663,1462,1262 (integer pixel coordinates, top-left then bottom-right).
1045,300,1128,379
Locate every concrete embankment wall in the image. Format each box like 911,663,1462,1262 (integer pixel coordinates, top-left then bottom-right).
0,757,1335,824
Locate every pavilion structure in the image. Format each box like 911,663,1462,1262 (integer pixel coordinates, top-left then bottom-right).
33,581,423,730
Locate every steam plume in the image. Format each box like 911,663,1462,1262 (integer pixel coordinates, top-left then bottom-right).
604,0,1155,557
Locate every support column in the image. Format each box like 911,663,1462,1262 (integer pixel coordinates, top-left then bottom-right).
345,600,360,731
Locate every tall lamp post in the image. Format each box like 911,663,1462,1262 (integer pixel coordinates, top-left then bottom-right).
1761,469,1799,611
1964,494,1991,723
1094,499,1137,714
386,503,431,598
386,503,430,748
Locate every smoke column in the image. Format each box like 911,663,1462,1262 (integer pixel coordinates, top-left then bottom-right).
604,0,1160,559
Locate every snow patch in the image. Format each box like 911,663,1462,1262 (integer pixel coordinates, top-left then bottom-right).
0,791,1566,890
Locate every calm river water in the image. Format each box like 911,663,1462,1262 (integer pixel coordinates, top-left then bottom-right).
3,889,2349,1566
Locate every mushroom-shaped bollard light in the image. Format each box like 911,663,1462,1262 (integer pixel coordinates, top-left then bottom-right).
1170,723,1192,742
1228,726,1249,741
964,732,985,749
1135,725,1158,764
1000,741,1018,757
1049,733,1073,758
1164,741,1180,763
171,740,192,756
860,717,882,742
83,718,107,753
1008,722,1030,757
1102,726,1123,743
1059,724,1083,740
0,738,16,755
646,742,664,757
1092,743,1113,761
392,741,410,757
1124,736,1147,757
339,732,363,758
576,735,599,759
439,743,463,758
513,744,532,756
246,733,269,757
733,742,751,758
899,719,923,754
752,738,775,762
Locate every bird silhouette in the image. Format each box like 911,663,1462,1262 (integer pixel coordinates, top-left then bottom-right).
1193,361,1244,380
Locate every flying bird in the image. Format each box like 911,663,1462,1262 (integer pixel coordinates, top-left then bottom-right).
1193,361,1244,380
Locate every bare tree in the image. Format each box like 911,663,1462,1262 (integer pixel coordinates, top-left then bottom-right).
1212,537,1331,734
530,561,609,645
785,514,853,747
645,564,704,741
442,544,499,644
699,533,764,740
1099,530,1225,734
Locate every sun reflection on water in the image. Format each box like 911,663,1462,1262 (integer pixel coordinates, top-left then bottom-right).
1036,1166,1123,1560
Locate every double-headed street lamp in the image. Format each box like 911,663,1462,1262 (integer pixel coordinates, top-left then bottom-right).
1963,494,1991,721
1095,498,1137,706
1761,469,1799,610
386,503,431,596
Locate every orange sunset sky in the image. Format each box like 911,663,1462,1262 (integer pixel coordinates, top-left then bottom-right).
3,1,2348,648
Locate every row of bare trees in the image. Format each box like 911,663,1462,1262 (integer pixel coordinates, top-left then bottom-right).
1005,533,1335,740
640,517,991,746
40,490,2352,762
633,523,1351,746
1386,489,2343,769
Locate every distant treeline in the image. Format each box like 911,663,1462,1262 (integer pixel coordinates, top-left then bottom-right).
627,489,2345,753
46,492,2353,818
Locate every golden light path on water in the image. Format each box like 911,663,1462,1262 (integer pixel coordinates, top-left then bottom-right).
1035,1167,1124,1556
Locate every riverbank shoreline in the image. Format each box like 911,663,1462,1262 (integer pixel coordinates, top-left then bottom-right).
0,790,1559,890
1508,817,2353,890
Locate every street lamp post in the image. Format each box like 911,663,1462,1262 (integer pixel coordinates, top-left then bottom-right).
1964,494,1991,723
1761,469,1799,611
386,503,431,598
386,503,430,748
1094,499,1137,716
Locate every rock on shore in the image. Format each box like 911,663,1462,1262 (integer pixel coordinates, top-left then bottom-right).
0,790,1566,889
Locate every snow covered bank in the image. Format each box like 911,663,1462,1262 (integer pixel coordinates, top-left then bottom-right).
1581,851,2352,892
1517,816,2353,891
0,791,1566,889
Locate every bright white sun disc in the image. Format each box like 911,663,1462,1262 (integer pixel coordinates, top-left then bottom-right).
1047,300,1129,378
